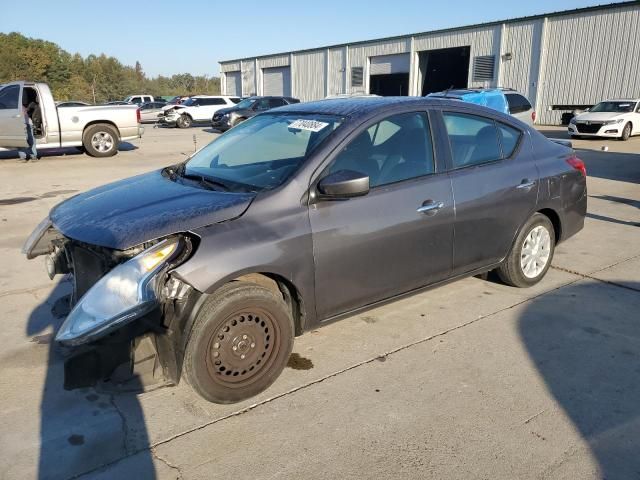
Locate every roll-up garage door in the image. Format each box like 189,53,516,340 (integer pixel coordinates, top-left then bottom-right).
263,66,291,96
225,71,241,96
369,53,410,75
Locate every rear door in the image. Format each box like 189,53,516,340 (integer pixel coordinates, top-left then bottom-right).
310,110,454,320
0,84,28,147
440,110,539,274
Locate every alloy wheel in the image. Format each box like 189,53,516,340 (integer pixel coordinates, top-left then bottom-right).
520,225,552,278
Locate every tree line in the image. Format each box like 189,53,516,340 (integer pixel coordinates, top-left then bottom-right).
0,32,220,103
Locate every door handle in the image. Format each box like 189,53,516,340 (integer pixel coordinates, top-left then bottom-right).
417,201,444,216
516,179,536,190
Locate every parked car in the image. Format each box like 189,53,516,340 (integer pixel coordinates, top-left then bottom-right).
23,97,586,403
138,101,168,123
568,98,640,140
211,96,300,131
429,88,536,125
0,81,144,157
55,101,91,108
124,94,154,105
161,95,240,128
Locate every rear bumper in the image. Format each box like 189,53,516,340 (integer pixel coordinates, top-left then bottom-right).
558,178,587,244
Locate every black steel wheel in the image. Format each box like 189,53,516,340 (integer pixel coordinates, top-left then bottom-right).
184,281,294,403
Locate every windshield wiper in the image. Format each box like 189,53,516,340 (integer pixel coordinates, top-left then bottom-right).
181,172,230,191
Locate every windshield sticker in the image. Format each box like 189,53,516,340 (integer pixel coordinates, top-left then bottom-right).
289,119,330,132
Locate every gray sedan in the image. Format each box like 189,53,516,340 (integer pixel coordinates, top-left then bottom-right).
24,97,587,404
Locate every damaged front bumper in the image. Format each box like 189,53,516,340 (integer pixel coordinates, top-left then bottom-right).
24,219,200,390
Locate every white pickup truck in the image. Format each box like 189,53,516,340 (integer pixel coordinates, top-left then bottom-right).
0,81,144,157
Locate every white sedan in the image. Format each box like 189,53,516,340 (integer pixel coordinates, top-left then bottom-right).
568,99,640,140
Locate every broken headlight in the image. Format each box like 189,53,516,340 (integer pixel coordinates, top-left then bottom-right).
56,237,181,346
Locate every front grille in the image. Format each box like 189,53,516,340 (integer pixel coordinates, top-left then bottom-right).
576,122,603,134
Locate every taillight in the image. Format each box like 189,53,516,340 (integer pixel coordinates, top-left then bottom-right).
566,155,586,177
136,108,141,123
531,111,536,122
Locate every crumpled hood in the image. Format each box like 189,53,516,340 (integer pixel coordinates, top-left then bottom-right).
50,170,255,250
575,112,626,122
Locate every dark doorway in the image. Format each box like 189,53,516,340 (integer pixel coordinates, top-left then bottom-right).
370,73,409,96
419,46,470,95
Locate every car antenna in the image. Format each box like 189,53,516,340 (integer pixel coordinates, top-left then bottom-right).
443,85,454,98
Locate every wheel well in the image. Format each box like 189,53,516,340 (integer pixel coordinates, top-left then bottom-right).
83,120,120,139
231,273,305,336
537,208,561,243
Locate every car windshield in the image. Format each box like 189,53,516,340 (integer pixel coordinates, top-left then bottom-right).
589,101,636,113
181,98,197,106
184,113,343,191
235,98,257,109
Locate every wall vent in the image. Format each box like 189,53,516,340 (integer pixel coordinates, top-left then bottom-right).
472,56,495,82
351,67,364,87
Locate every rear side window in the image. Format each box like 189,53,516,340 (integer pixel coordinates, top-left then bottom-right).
0,85,20,110
268,98,286,108
505,94,532,114
497,123,522,158
230,98,241,104
443,113,501,168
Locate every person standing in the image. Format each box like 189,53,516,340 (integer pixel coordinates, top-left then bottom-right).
18,97,39,162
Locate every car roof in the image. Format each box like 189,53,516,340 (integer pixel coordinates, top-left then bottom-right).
602,98,640,102
273,96,461,118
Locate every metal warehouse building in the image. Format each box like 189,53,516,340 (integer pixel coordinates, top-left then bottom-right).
219,1,640,124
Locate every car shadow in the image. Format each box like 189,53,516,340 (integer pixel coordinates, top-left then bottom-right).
118,142,138,152
27,280,156,479
518,280,640,478
0,148,84,161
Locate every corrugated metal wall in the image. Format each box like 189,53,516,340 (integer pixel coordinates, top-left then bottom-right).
499,20,543,103
241,61,256,97
292,50,326,101
220,62,240,73
537,4,640,124
220,3,640,124
414,26,500,89
260,55,290,69
327,47,345,96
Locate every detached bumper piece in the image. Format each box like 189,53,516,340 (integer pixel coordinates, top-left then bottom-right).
63,308,163,390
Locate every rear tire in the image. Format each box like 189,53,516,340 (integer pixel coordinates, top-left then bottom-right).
183,281,294,404
497,213,555,288
177,114,193,129
619,122,631,141
82,124,119,157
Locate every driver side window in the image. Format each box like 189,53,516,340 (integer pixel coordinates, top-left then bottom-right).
324,112,434,188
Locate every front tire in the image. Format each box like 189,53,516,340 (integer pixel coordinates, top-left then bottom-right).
183,281,294,404
82,124,119,157
619,122,631,141
176,114,193,128
497,213,555,288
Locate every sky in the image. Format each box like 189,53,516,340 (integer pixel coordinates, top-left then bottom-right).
0,0,628,77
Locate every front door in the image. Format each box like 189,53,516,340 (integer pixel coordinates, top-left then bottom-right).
0,84,28,148
441,110,539,274
310,111,454,320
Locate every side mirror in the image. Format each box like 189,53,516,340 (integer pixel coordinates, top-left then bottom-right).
318,170,370,199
